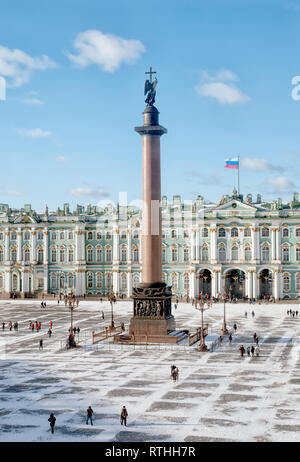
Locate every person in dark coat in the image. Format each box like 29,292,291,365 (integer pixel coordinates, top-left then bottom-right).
120,406,128,426
48,413,56,434
239,345,245,357
86,406,94,425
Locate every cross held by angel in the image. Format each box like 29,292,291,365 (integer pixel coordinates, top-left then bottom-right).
144,66,157,106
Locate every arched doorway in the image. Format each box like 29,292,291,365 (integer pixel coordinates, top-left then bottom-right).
225,269,245,299
259,269,272,298
198,269,212,297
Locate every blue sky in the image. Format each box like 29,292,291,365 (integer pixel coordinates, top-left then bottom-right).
0,0,300,211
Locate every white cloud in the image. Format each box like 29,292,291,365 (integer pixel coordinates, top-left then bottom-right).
22,97,43,105
0,190,22,197
56,155,66,162
0,45,57,88
16,128,52,138
265,176,295,192
196,69,249,104
241,157,282,172
67,29,145,72
69,186,109,198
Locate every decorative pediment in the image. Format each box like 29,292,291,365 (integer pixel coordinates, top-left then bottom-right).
13,215,37,224
213,199,258,212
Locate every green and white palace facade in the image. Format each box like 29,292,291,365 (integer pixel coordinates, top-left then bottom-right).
0,190,300,300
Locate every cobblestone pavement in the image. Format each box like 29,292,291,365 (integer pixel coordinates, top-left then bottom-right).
0,300,299,442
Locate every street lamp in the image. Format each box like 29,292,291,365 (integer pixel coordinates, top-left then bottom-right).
195,297,209,352
221,291,229,335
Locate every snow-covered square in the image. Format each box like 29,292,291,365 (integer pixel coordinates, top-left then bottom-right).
0,299,299,442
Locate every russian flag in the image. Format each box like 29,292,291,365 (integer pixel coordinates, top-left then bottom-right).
225,157,239,169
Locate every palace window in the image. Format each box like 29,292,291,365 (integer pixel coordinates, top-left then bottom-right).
87,246,93,262
282,246,290,262
133,230,139,239
133,273,140,287
296,247,300,261
38,231,43,240
0,274,4,289
87,231,93,241
106,231,112,240
50,274,56,290
218,246,226,262
68,247,74,263
59,248,65,263
121,231,127,240
283,275,290,291
133,247,139,263
38,278,44,289
24,248,30,262
231,227,238,237
296,228,300,237
262,245,270,262
183,247,190,262
262,227,269,237
296,274,300,291
68,232,73,240
52,231,57,241
171,229,177,239
96,273,102,289
0,232,3,240
12,274,18,291
162,230,166,239
201,246,208,262
244,228,251,237
96,246,102,262
11,231,17,241
184,274,189,291
106,247,112,262
245,245,251,261
51,247,57,263
162,247,166,263
24,231,30,241
121,274,127,290
282,228,289,238
183,230,189,239
0,247,3,262
161,273,167,284
171,274,178,289
218,228,226,237
60,232,65,240
68,274,74,289
171,247,178,262
106,273,112,289
87,273,93,289
11,248,17,262
202,228,209,238
38,248,44,263
231,245,238,261
121,248,127,262
96,231,102,240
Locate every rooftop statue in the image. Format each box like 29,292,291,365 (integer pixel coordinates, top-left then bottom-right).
144,66,157,106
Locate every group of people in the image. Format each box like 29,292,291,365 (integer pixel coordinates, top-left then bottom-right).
2,321,18,331
245,311,256,318
48,405,129,433
29,320,42,331
287,309,298,317
40,301,47,308
170,364,179,381
239,344,260,357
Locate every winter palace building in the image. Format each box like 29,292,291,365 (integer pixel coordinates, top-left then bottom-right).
0,189,300,300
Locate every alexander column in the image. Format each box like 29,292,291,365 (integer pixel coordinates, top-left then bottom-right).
129,67,175,343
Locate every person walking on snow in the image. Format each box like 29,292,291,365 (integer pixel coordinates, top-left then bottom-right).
48,413,56,434
239,345,245,357
120,406,128,426
251,345,255,357
86,406,94,425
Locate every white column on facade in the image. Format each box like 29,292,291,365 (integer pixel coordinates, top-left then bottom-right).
17,227,22,262
43,229,49,293
276,228,281,262
252,271,257,299
211,271,217,297
31,230,37,262
22,270,29,292
189,270,195,298
191,230,196,261
127,270,132,297
195,229,200,261
75,226,86,296
274,270,281,300
210,225,217,262
247,271,253,299
4,228,10,263
112,229,120,294
127,230,132,264
271,228,276,261
251,227,260,262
